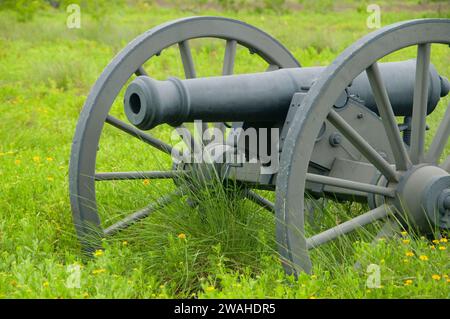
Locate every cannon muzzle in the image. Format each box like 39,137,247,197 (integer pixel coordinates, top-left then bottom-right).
124,60,449,130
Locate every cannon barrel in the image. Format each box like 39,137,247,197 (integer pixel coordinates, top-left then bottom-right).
124,60,450,130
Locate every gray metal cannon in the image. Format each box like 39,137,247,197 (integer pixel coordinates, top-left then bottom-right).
70,17,450,275
124,60,449,130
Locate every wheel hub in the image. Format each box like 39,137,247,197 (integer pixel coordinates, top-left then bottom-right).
394,164,450,232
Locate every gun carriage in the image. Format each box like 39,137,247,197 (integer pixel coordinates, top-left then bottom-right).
70,17,450,274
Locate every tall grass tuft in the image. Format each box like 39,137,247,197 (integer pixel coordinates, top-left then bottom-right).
104,169,275,296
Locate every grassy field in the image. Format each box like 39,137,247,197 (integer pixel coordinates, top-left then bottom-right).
0,0,449,298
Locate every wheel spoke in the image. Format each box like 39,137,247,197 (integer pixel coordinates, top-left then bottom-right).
105,115,173,155
306,173,395,197
222,39,237,75
306,205,390,249
178,40,210,137
104,188,185,236
426,103,450,164
266,64,279,72
366,63,411,171
245,190,274,213
328,110,398,182
410,44,431,164
135,66,148,76
214,39,238,135
178,40,196,79
95,170,184,181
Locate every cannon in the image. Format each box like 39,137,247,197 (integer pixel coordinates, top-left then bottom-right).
70,17,450,275
124,60,447,130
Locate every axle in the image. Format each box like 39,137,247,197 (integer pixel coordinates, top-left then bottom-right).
124,60,449,130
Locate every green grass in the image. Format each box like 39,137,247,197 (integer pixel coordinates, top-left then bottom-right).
0,1,449,298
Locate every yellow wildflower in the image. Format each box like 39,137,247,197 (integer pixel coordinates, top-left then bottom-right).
438,246,446,251
93,249,103,257
405,251,414,257
122,241,128,246
440,238,448,243
419,255,428,261
204,286,215,292
402,239,410,244
177,233,186,240
143,179,150,185
46,157,53,162
430,245,436,250
33,156,40,163
404,279,413,286
432,239,440,244
14,159,21,165
308,296,316,299
47,176,54,181
83,292,89,298
92,268,106,275
43,281,49,288
400,231,408,237
431,274,441,281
